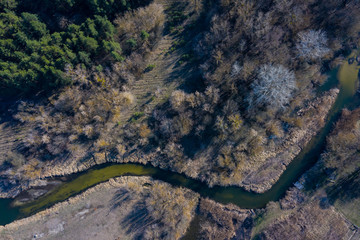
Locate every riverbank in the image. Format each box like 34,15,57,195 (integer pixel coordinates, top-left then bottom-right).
0,176,199,240
0,53,358,227
0,87,340,200
1,1,359,200
1,0,360,239
251,187,358,239
238,88,339,193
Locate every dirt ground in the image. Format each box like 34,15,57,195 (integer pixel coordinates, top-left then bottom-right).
0,176,199,240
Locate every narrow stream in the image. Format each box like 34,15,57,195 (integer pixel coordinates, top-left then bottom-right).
0,52,359,226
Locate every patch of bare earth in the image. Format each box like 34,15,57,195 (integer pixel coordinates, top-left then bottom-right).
0,176,199,240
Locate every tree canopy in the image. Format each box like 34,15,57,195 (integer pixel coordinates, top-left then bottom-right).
0,0,149,97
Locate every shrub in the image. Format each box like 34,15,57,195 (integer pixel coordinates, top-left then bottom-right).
4,151,25,169
119,91,135,106
231,61,241,77
170,90,187,111
248,135,264,156
126,38,137,49
139,124,151,138
115,3,165,50
228,114,243,131
129,112,145,123
0,0,17,10
141,30,150,40
144,64,155,72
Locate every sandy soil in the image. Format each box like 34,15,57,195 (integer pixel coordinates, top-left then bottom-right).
0,176,199,240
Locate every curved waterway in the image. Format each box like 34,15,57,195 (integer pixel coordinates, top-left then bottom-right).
1,53,360,226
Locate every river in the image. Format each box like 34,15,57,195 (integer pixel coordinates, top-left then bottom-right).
0,52,359,227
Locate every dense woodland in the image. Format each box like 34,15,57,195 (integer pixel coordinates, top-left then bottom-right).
0,0,360,239
2,0,360,187
0,0,152,96
2,0,165,176
149,0,360,186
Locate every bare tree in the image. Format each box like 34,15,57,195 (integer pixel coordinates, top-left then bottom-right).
296,30,330,60
170,90,187,111
248,64,296,110
231,61,242,77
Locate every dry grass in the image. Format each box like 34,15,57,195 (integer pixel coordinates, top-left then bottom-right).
254,189,351,240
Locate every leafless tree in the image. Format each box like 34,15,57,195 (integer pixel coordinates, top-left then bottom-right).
231,61,242,77
248,64,296,110
296,30,330,60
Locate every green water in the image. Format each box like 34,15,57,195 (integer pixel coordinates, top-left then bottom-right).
0,54,359,226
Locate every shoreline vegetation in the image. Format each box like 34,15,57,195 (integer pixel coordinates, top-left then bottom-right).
0,0,360,239
0,176,200,240
1,1,355,196
0,57,356,226
0,85,340,200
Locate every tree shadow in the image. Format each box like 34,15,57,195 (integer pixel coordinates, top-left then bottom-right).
110,189,157,238
121,200,157,237
110,188,133,212
326,168,360,204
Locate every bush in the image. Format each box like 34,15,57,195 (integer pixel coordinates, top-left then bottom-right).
141,30,150,40
170,90,187,111
115,3,165,52
120,91,135,106
130,111,145,122
144,64,155,72
126,38,137,49
0,0,17,10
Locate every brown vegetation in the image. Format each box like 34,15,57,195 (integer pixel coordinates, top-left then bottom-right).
115,3,165,55
198,198,253,240
323,108,360,177
146,0,358,190
255,195,350,240
144,182,199,239
255,108,360,239
1,0,354,197
0,177,199,240
305,108,360,226
1,0,359,210
0,2,166,181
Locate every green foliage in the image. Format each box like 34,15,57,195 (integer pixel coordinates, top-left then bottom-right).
133,111,145,119
0,1,132,96
21,12,48,39
140,30,149,40
144,64,155,72
126,38,137,49
130,111,145,122
0,12,68,94
0,0,17,11
16,0,150,22
77,51,91,65
86,0,128,19
78,35,99,53
167,10,188,31
95,64,103,72
178,53,193,64
102,40,122,56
